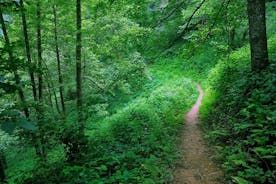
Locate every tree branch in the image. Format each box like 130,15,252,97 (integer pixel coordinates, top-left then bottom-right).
83,76,105,91
154,0,186,27
167,0,208,49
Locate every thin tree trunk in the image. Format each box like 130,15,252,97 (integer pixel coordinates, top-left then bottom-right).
242,28,249,42
76,0,83,126
46,83,54,111
36,1,47,162
0,150,6,183
53,5,66,115
37,0,43,101
47,81,61,114
53,86,61,114
229,28,235,48
40,139,47,162
43,61,61,114
20,0,37,101
14,74,30,118
19,1,45,159
34,140,41,157
32,134,46,162
0,7,30,118
247,0,269,71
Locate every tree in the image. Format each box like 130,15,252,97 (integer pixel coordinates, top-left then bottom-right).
0,7,30,118
37,0,43,102
53,4,66,115
0,150,6,183
247,0,269,71
76,0,82,125
35,0,47,161
20,0,37,101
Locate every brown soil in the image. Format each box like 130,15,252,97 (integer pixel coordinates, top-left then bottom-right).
173,83,223,184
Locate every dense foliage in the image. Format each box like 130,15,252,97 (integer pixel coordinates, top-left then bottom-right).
201,36,276,184
14,79,196,183
0,0,275,183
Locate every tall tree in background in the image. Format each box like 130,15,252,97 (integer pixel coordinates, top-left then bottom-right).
37,0,43,102
247,0,269,71
36,0,47,161
76,0,82,125
53,4,66,115
0,151,6,183
0,7,30,118
20,0,37,101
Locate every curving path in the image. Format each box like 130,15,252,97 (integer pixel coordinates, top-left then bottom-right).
173,83,223,184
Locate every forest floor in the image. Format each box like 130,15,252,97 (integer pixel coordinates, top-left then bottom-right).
173,83,223,184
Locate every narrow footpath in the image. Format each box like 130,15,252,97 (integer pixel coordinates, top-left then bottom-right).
173,83,223,184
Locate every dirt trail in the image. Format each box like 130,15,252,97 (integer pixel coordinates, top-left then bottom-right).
173,83,223,184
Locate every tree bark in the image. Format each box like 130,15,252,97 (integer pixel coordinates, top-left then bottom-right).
19,1,46,160
37,0,43,101
53,5,66,115
247,0,269,71
43,62,61,114
35,1,47,161
46,83,54,111
1,6,42,159
0,7,30,118
0,150,6,183
47,79,61,114
20,0,37,101
76,0,83,125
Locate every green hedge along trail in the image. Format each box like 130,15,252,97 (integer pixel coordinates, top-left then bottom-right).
173,83,223,184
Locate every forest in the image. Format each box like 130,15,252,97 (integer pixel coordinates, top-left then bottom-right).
0,0,275,183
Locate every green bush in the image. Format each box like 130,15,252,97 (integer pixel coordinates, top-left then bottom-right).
16,79,195,184
201,36,276,184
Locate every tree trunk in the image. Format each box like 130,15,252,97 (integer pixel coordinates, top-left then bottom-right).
53,86,61,114
47,81,61,114
14,74,30,118
37,0,43,101
229,28,235,48
76,0,83,125
0,7,30,118
46,83,54,112
43,61,61,114
36,1,47,161
53,5,66,115
20,0,37,101
64,1,88,162
19,1,46,160
0,150,6,183
247,0,269,71
0,163,5,183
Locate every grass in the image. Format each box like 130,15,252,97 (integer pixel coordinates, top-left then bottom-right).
5,50,203,183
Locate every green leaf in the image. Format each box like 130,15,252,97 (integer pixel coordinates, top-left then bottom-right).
232,176,249,184
232,159,247,167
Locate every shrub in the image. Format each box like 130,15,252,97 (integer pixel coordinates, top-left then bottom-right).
201,36,276,184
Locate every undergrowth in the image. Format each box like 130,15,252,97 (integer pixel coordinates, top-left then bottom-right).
200,36,276,184
11,59,197,183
